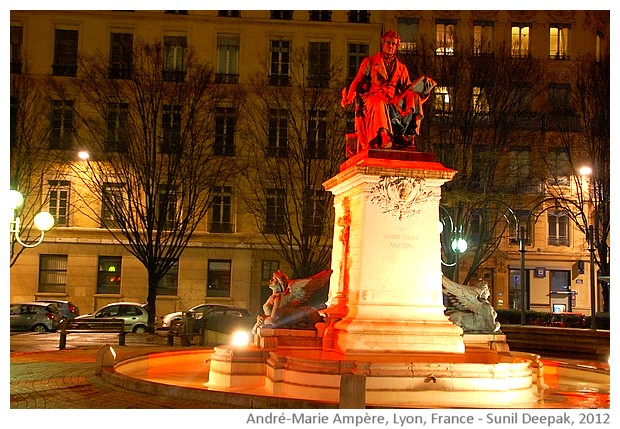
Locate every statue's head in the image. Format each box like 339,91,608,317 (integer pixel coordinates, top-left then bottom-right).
380,31,400,58
270,270,290,293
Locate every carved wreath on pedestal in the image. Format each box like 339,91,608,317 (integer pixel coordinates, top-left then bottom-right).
368,177,433,220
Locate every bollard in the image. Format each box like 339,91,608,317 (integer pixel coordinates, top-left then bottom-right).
95,344,116,375
339,374,366,409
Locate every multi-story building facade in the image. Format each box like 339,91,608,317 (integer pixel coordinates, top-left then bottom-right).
9,10,609,321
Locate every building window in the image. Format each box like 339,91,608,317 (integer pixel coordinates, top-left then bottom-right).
48,180,70,227
309,11,331,22
433,86,452,116
270,11,293,20
101,182,125,228
158,186,178,230
260,259,280,304
53,29,78,76
106,102,129,152
508,146,531,183
511,23,531,58
308,42,331,88
548,210,569,246
307,110,327,159
347,11,370,23
10,25,23,74
549,24,570,60
548,83,571,114
50,100,74,150
218,11,240,18
214,107,236,156
347,43,369,82
435,19,456,56
270,40,290,86
472,87,490,114
216,36,239,84
304,190,327,236
264,188,286,234
546,147,571,186
157,260,178,296
207,260,231,297
38,254,67,293
267,109,288,157
211,186,233,233
97,256,122,294
109,32,133,79
163,35,186,82
509,210,532,245
397,18,419,54
473,20,494,56
162,105,182,154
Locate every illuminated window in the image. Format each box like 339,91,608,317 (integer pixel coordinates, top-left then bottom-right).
433,86,452,115
97,256,122,294
472,87,490,113
511,23,530,58
549,24,570,60
435,19,455,56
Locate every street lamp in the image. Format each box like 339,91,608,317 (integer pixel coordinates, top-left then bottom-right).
9,189,55,248
450,229,468,283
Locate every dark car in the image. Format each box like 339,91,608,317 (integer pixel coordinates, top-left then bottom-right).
75,302,148,333
35,299,80,320
10,302,63,332
192,305,254,335
161,303,241,329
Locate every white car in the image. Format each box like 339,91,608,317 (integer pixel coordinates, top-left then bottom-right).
75,302,149,333
161,304,233,329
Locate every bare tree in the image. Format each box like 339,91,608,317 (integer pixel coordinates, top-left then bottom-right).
237,47,347,279
48,40,235,331
10,67,62,265
547,53,610,312
403,40,546,283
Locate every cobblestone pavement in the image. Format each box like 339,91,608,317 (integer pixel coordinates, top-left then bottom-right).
9,332,237,409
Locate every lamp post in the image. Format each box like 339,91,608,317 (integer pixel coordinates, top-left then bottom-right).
587,225,597,329
519,226,527,325
450,230,468,284
9,189,55,248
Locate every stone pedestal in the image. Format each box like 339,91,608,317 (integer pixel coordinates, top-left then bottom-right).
322,149,464,354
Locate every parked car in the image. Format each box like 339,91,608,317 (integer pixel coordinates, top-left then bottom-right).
35,299,80,320
161,304,238,329
10,302,63,332
74,302,148,333
192,305,254,335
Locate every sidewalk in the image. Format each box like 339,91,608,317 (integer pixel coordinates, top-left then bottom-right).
9,332,237,409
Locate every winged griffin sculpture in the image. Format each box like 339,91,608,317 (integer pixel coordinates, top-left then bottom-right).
252,269,333,333
442,275,501,333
